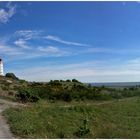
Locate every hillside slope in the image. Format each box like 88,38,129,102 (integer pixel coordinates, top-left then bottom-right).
0,76,27,100
3,97,140,138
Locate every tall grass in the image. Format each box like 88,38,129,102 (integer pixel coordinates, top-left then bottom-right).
3,97,140,138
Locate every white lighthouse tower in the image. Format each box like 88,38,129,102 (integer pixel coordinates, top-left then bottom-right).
0,59,4,76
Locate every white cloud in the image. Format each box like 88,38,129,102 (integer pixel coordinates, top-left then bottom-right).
0,43,23,55
45,35,90,47
12,58,140,82
14,39,30,49
12,65,132,82
37,46,70,57
1,43,71,62
15,30,42,40
0,2,16,23
38,46,59,53
80,47,140,55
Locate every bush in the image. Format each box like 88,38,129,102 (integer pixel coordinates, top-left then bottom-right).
16,88,40,103
74,118,90,138
72,79,80,83
5,73,19,80
61,91,72,102
15,79,140,103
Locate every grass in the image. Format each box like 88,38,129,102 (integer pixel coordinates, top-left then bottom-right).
3,97,140,138
0,95,17,102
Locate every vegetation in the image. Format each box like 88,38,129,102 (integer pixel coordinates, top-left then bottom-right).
2,74,140,138
5,73,19,80
15,79,140,103
74,118,90,137
3,97,140,138
0,73,140,103
0,74,27,101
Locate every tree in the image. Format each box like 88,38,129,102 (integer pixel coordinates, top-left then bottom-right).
72,79,79,83
5,73,19,80
66,79,71,82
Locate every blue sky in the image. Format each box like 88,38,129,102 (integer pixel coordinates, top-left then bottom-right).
1,1,140,82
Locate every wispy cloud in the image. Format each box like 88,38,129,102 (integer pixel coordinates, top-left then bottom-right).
13,59,140,82
15,30,42,40
37,46,70,56
45,35,90,47
13,30,43,50
0,2,16,24
0,32,68,61
38,46,60,53
0,43,23,55
4,29,140,64
14,39,30,49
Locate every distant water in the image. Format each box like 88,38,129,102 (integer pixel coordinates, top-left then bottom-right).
89,82,140,87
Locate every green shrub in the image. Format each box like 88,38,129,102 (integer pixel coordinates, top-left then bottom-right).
72,79,80,83
5,73,19,80
74,118,90,138
16,88,40,102
14,79,140,103
61,91,72,102
66,79,71,82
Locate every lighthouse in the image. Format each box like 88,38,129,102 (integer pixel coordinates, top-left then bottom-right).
0,59,4,76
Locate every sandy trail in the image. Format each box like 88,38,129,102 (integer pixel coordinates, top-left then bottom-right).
0,99,24,138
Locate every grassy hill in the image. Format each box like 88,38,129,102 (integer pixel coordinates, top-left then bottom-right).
3,96,140,138
1,74,140,103
1,75,140,138
0,75,27,101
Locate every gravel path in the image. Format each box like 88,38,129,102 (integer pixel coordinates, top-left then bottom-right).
0,99,24,138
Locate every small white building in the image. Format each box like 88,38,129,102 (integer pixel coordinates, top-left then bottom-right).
0,59,4,76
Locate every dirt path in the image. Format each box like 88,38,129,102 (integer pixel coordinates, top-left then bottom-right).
0,99,24,138
59,97,136,108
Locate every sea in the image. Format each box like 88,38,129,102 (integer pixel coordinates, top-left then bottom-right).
89,82,140,88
